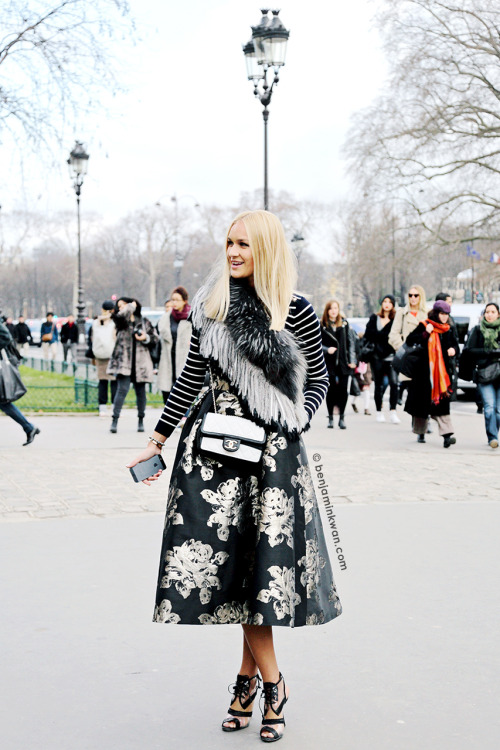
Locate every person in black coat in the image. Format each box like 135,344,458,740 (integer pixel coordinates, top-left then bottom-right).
404,300,459,447
321,299,356,429
460,302,500,448
60,314,79,362
0,322,40,445
363,294,399,423
13,316,32,356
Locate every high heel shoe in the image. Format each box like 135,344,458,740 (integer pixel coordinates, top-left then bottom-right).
221,673,261,732
260,673,289,743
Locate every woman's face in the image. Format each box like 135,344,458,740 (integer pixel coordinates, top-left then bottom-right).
171,292,186,312
381,298,394,313
227,220,254,282
438,312,449,325
408,289,420,307
328,302,340,320
484,305,499,322
117,299,126,311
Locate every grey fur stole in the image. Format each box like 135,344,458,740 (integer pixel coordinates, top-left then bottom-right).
191,279,309,438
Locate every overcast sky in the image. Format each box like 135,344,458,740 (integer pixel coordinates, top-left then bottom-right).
3,0,387,222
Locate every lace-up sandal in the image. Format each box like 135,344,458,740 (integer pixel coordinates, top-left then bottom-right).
260,673,289,743
221,673,261,732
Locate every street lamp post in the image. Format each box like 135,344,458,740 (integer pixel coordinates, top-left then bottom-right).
169,194,200,285
243,9,290,211
67,141,89,360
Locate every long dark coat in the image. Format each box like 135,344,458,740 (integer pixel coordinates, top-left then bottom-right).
321,319,356,376
404,322,459,419
107,303,158,383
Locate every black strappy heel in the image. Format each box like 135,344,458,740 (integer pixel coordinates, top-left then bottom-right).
221,673,261,732
260,673,288,743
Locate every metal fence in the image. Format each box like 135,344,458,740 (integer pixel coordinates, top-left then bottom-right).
23,356,97,381
17,360,163,412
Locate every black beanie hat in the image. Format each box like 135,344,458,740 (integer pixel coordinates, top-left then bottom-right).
102,300,114,311
381,294,396,307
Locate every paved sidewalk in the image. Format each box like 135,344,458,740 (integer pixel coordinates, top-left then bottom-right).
0,401,498,521
1,400,499,749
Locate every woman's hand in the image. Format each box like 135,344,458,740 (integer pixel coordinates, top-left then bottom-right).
348,363,356,369
448,347,456,357
126,443,163,486
135,332,148,342
327,346,337,355
426,323,434,334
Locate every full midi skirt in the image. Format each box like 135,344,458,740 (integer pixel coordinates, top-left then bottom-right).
153,379,342,627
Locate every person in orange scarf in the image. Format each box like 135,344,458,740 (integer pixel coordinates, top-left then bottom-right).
404,300,459,447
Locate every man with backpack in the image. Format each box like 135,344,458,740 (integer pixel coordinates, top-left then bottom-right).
88,301,117,416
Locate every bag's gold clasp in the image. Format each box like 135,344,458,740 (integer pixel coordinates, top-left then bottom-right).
223,437,241,452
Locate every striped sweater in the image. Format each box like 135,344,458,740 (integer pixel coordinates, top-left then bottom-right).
154,294,328,438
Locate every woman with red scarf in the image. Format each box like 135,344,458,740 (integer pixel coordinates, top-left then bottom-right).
404,300,459,447
157,286,192,404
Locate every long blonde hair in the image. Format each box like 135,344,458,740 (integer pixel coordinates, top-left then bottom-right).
408,284,427,314
204,210,297,330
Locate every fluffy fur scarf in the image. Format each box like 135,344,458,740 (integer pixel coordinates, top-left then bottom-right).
191,278,309,438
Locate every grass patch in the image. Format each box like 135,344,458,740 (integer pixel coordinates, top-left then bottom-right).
16,366,164,412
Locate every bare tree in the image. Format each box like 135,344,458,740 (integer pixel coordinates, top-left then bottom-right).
0,0,131,151
345,0,500,243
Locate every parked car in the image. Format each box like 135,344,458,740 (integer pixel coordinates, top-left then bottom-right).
26,318,43,346
348,317,369,335
141,308,164,328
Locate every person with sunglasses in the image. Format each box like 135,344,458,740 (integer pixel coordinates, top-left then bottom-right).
389,285,428,405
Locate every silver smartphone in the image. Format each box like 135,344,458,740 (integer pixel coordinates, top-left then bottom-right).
129,454,166,483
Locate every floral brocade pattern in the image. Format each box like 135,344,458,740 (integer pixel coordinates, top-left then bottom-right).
153,381,342,627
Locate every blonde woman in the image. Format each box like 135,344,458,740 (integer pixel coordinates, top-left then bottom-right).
388,285,428,404
127,210,341,742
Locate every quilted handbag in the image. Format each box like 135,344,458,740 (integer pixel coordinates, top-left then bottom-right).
198,368,267,464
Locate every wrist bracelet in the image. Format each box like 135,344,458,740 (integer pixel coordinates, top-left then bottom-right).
148,436,165,449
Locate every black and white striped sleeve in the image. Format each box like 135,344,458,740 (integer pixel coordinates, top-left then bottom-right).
287,296,329,420
154,330,208,438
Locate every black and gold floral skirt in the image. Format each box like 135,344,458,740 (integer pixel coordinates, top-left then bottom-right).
153,380,342,627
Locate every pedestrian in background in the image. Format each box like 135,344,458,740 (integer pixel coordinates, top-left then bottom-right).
60,314,79,363
0,321,40,445
321,299,357,429
348,328,372,415
389,285,428,405
126,209,341,743
435,292,459,400
404,300,459,447
5,317,15,337
460,302,500,449
13,315,32,357
107,297,158,433
89,301,117,417
364,294,400,423
157,287,192,404
40,312,59,360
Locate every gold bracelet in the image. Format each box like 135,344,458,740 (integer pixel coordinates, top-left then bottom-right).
148,436,165,449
